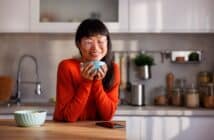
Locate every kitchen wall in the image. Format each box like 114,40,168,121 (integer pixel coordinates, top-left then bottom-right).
0,33,213,104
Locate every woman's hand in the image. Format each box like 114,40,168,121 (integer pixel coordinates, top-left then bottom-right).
80,62,97,80
95,64,108,80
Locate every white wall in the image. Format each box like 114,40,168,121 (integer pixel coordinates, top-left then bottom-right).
0,33,213,103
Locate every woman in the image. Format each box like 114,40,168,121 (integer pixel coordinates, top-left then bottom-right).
53,18,120,122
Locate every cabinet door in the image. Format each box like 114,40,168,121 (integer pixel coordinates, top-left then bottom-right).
129,0,193,33
0,0,29,32
192,0,214,32
30,0,128,33
113,116,141,140
141,117,214,140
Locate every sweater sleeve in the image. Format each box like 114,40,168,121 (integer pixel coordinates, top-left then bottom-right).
93,63,120,121
53,60,93,122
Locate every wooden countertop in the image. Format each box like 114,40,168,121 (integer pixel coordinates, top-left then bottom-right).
0,120,126,140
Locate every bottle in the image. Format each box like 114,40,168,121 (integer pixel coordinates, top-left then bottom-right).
166,72,174,104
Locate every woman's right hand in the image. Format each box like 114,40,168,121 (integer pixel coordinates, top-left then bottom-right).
80,62,97,80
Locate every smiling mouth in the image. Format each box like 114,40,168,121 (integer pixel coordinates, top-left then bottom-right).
90,52,99,57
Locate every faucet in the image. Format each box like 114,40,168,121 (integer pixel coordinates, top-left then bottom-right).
11,55,42,105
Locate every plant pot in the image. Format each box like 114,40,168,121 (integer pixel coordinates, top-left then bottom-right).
137,65,152,80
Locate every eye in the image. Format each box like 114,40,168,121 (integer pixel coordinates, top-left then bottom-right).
98,40,106,45
84,40,93,46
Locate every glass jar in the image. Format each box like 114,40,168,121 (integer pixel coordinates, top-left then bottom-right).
172,88,183,106
203,83,214,108
185,87,199,108
198,72,211,85
154,87,168,106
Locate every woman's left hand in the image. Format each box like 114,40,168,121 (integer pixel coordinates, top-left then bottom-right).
95,64,108,80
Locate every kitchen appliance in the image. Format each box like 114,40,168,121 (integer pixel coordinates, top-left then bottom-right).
130,83,145,106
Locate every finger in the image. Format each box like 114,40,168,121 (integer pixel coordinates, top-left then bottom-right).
100,64,108,73
90,69,97,77
96,69,106,81
95,71,102,80
83,63,94,73
80,63,95,80
97,68,105,76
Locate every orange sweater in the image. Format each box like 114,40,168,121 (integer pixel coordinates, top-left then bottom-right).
53,59,120,122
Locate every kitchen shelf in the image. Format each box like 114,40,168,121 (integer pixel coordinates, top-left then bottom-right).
171,61,201,64
171,50,202,64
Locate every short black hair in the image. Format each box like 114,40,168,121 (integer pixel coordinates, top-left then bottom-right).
75,18,114,91
75,19,109,46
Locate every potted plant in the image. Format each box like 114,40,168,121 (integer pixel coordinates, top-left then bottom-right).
133,53,155,80
188,51,200,62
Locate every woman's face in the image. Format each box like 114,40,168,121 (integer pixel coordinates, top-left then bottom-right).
79,35,108,62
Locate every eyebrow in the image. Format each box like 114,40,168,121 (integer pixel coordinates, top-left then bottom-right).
84,37,107,40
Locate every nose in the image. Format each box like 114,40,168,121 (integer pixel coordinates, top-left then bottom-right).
90,41,100,50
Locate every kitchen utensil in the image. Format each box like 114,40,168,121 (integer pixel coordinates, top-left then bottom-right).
130,83,145,106
14,110,47,127
0,76,13,101
126,54,131,91
119,53,127,90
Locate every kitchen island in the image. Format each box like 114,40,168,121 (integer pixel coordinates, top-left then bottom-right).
1,104,214,140
0,119,125,140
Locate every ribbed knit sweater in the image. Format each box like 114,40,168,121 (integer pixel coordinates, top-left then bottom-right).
53,59,120,122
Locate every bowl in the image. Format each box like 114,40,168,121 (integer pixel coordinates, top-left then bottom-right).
14,110,47,127
81,61,105,70
93,61,105,70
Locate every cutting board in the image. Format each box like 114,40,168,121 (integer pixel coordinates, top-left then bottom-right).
0,76,13,101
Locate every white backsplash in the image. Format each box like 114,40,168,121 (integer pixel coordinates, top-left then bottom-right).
0,33,213,104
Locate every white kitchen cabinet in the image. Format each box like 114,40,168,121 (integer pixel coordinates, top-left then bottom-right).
30,0,128,33
114,116,214,140
0,0,30,32
192,0,214,32
129,0,214,33
140,117,214,140
113,116,141,140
